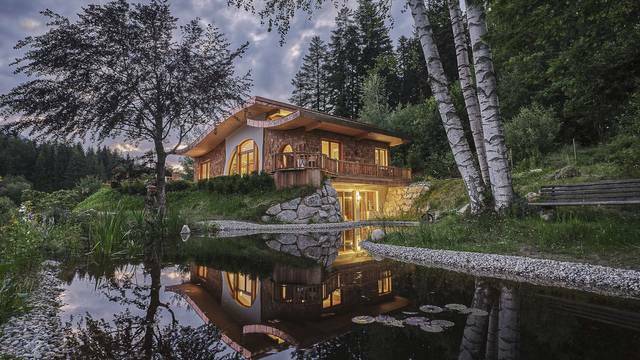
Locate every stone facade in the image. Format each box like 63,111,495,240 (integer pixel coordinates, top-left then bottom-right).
194,141,226,180
263,128,389,171
264,231,342,267
262,180,342,224
383,181,431,216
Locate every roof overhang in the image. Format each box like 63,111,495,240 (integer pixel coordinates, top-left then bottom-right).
179,96,410,157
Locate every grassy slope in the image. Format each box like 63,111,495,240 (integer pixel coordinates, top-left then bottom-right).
386,143,640,269
75,186,313,222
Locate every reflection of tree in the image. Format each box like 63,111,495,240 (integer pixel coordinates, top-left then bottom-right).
458,280,520,360
64,250,239,359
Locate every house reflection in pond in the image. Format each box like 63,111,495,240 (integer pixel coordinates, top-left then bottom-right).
167,249,410,359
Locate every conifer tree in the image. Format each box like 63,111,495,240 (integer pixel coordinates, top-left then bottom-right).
290,36,332,112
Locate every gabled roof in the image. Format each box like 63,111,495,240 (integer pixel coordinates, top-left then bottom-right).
179,96,409,157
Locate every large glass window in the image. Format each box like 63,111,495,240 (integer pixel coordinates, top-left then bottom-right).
198,161,211,180
375,148,388,166
229,139,258,175
322,285,342,309
321,140,341,160
226,272,257,307
378,270,392,295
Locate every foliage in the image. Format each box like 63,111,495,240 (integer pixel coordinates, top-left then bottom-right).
0,175,31,205
0,197,16,225
489,0,640,144
616,91,640,137
22,189,82,223
196,172,275,194
360,72,391,126
166,180,193,192
75,176,103,198
114,180,148,196
290,36,332,112
505,104,561,165
0,134,130,192
385,209,640,269
179,157,194,181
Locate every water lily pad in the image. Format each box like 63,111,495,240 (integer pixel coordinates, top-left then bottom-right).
404,316,429,326
468,308,489,316
375,314,396,323
384,319,405,327
352,316,375,324
445,303,468,312
430,319,455,328
419,305,443,314
419,323,444,333
402,311,419,315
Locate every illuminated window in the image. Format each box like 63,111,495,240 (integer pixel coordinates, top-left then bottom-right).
198,161,211,180
196,266,208,279
228,139,258,176
378,270,392,294
226,272,257,307
365,191,378,211
281,144,293,167
322,284,342,308
375,148,388,166
321,140,341,160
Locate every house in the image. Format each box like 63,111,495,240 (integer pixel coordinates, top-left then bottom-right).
179,96,412,220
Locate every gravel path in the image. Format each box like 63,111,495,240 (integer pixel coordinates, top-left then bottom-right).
200,219,419,232
0,261,65,359
362,241,640,300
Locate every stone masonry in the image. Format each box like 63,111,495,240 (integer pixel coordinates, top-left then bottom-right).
384,181,430,216
262,180,342,224
264,231,342,267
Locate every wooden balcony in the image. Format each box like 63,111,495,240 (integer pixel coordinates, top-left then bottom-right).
270,152,411,188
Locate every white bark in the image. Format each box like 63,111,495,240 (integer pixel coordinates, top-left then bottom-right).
466,1,514,210
447,0,490,185
458,279,491,360
408,0,485,212
498,284,520,360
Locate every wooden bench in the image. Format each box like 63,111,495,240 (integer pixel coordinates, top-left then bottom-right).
529,179,640,207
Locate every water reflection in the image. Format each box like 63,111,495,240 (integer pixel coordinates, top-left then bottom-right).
58,227,640,359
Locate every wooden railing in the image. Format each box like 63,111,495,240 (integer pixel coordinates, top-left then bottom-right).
271,152,411,182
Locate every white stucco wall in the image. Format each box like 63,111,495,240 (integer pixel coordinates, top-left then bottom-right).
223,125,264,174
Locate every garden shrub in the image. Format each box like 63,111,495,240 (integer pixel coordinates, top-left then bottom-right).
75,176,103,197
197,172,275,194
506,104,560,164
116,180,147,195
0,196,16,225
166,179,193,192
0,175,32,205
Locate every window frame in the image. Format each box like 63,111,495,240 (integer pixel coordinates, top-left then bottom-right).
228,139,259,176
374,148,389,166
321,139,342,161
198,160,212,180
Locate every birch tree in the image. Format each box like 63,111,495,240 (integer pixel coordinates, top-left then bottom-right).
458,279,491,360
466,0,514,210
447,0,490,185
498,284,520,360
408,0,485,212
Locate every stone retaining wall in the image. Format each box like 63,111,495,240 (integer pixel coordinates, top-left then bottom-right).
264,232,342,266
261,180,342,224
384,181,430,216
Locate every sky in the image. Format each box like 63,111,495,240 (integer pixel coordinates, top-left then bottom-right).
0,0,417,165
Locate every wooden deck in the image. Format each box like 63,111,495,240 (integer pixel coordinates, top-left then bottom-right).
269,152,411,188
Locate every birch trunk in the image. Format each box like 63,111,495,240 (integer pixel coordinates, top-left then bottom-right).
408,0,485,212
447,0,490,185
466,0,514,210
498,284,520,360
485,303,499,360
458,279,491,360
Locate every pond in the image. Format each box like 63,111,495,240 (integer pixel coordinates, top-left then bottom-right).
58,227,640,359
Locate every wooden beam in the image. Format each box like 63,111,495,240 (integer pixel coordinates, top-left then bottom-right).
355,131,370,139
304,121,323,132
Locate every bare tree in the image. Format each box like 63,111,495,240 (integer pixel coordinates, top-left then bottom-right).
466,0,514,210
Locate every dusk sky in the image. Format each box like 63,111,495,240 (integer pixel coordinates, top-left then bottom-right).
0,0,417,163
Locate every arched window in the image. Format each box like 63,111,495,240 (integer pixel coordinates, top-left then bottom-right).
228,139,258,175
281,144,293,167
226,272,257,307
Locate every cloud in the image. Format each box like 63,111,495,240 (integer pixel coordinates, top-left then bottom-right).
19,18,42,31
110,143,141,153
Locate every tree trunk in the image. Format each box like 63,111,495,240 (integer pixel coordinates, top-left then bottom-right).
458,279,491,360
447,0,490,185
498,284,520,360
466,0,514,211
485,302,499,360
155,148,167,220
408,0,485,213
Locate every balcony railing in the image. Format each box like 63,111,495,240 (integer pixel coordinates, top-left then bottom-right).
270,152,411,182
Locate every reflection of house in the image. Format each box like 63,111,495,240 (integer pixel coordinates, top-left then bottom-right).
178,96,412,220
168,259,409,359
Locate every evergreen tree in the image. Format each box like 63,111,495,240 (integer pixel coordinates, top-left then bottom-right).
396,35,431,105
360,72,390,126
290,36,332,112
355,0,393,75
327,8,362,118
63,144,87,188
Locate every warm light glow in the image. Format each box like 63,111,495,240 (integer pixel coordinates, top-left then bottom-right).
321,139,341,160
266,109,293,120
229,139,258,176
355,191,361,202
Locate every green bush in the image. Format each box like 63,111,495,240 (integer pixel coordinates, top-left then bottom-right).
75,176,103,198
22,189,82,223
166,180,193,192
506,104,560,164
197,172,275,194
115,180,147,196
616,91,640,137
0,175,32,205
0,197,16,225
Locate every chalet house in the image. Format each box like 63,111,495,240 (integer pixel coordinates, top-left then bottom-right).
179,96,411,220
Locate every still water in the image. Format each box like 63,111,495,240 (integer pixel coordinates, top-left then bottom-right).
59,227,640,359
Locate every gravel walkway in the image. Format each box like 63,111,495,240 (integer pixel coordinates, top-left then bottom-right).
362,241,640,300
0,261,65,359
199,220,419,232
